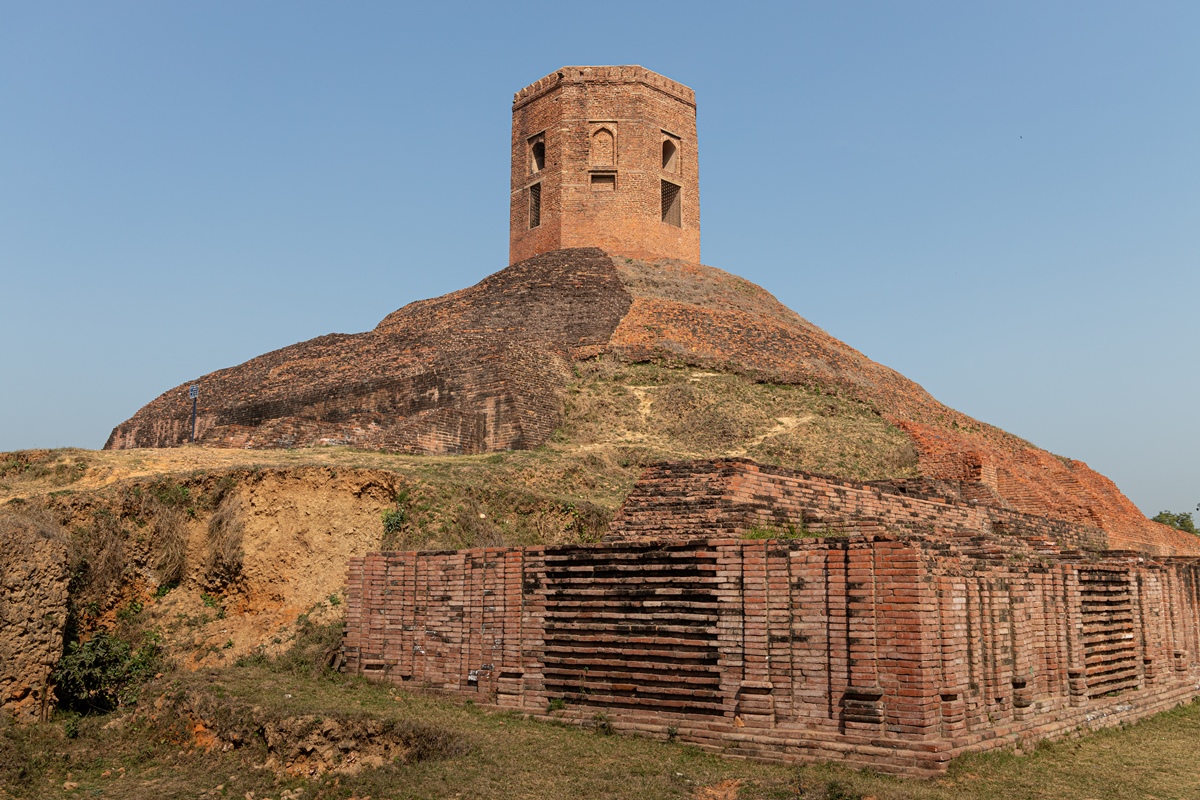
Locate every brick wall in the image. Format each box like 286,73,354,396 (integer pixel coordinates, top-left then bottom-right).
608,459,1110,553
343,531,1200,776
509,67,701,265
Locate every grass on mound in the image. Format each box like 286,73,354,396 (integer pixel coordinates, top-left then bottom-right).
559,359,919,481
0,360,922,566
0,358,920,508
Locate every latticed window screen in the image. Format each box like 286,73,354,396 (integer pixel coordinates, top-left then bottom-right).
541,542,724,717
661,180,681,227
1079,568,1139,698
529,183,542,229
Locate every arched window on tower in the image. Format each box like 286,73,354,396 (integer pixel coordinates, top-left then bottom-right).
530,139,545,173
662,138,678,173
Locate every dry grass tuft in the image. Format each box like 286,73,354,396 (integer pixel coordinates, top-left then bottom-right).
0,505,67,553
152,504,188,586
203,493,244,591
559,358,920,481
68,508,127,614
693,779,744,800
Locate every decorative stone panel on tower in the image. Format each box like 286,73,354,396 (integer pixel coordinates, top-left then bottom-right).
509,66,700,265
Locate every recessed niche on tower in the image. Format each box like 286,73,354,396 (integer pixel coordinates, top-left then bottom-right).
530,138,545,173
529,182,541,228
590,127,615,167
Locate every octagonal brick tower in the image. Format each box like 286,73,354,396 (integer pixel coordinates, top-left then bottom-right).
509,66,700,265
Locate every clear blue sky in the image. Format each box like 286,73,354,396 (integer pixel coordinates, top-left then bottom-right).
2,2,1196,516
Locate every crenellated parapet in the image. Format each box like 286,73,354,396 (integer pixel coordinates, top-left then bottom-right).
513,65,696,109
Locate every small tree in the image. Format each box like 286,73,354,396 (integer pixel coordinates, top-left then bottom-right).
1152,510,1198,535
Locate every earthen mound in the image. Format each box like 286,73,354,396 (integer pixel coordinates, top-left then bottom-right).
140,681,467,776
106,248,1193,555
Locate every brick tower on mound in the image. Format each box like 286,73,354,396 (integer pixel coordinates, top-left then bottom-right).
509,66,700,265
106,65,1200,558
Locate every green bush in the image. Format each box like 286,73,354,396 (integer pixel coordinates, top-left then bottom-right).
52,631,163,713
115,599,143,622
382,508,407,536
151,481,191,510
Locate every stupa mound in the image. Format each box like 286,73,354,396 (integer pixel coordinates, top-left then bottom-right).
107,247,1195,556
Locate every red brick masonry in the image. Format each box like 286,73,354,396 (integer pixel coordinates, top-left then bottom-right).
343,460,1200,776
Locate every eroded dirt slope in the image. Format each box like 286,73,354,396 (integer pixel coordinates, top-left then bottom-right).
0,445,622,672
18,467,403,670
0,511,69,721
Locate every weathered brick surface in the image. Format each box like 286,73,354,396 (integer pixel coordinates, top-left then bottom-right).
602,258,1191,555
607,458,1110,552
894,420,1198,556
105,248,631,454
343,497,1200,776
510,67,700,265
